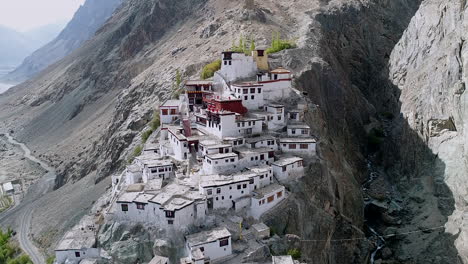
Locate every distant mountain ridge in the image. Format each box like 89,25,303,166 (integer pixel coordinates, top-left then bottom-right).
0,22,66,67
1,0,123,83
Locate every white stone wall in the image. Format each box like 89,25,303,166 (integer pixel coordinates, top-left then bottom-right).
125,170,142,185
260,80,294,101
232,85,264,110
160,106,179,124
218,53,257,82
56,248,100,264
143,165,173,182
235,119,263,136
250,186,286,219
272,162,304,182
203,155,239,175
287,127,310,137
201,181,251,210
279,141,316,156
168,132,189,160
188,237,232,261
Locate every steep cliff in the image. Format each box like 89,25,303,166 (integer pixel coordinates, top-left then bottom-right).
0,0,465,263
388,1,468,262
1,0,123,83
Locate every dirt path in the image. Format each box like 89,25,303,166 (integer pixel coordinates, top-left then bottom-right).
0,133,56,264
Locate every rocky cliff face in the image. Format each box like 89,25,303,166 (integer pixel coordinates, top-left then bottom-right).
388,0,468,262
0,0,466,263
1,0,123,83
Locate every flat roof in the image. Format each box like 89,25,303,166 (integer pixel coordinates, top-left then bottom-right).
232,82,264,87
245,136,275,143
272,256,294,264
271,68,291,74
149,255,170,264
185,80,213,86
272,157,303,167
117,192,140,203
235,147,273,156
186,227,231,247
287,124,310,129
56,218,96,250
162,100,181,107
200,174,251,188
280,138,317,143
252,222,269,232
144,159,173,167
144,143,159,150
144,179,163,191
267,104,285,108
249,166,271,174
134,193,156,204
127,164,142,173
3,182,13,191
252,183,284,198
206,152,238,160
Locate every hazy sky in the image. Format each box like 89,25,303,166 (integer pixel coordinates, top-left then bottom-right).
0,0,86,32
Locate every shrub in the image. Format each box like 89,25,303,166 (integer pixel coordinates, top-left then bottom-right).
201,60,222,79
231,36,256,55
266,32,296,54
133,145,143,157
46,256,55,264
287,248,301,260
141,129,154,143
149,112,160,131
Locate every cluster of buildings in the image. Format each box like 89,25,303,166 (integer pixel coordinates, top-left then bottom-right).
54,49,316,264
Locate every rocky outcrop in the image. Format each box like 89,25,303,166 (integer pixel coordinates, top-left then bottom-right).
1,0,123,83
388,0,468,262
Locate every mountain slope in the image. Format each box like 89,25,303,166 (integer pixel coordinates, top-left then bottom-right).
1,0,123,83
0,26,32,67
0,0,465,263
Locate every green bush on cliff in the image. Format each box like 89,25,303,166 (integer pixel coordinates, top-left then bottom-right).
287,248,301,260
266,32,296,54
141,129,153,143
201,60,222,79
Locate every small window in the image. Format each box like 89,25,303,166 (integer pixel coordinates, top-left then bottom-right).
260,154,264,160
219,238,229,247
291,129,296,134
168,220,174,225
207,189,213,195
300,144,308,149
267,195,275,203
136,203,145,210
229,61,232,65
165,211,175,218
282,166,287,172
243,184,247,189
260,175,264,179
237,185,241,190
217,188,221,194
222,196,225,200
170,109,177,115
230,158,235,162
278,116,282,121
243,89,248,94
251,95,255,100
289,144,297,149
250,88,256,93
277,191,283,198
258,88,261,93
200,247,205,252
224,61,227,65
121,204,128,212
75,252,81,258
244,96,248,100
161,109,168,115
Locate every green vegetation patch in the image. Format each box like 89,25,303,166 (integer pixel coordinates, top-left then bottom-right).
287,248,302,260
266,32,296,54
0,229,33,264
201,60,222,80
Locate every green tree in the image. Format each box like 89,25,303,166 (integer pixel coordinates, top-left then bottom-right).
287,248,301,260
201,60,222,79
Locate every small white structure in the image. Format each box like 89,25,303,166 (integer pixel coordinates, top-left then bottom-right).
2,182,14,194
142,160,174,181
287,124,310,137
197,111,239,139
160,100,181,124
272,255,295,264
203,153,239,175
272,157,304,182
167,127,190,160
245,136,277,150
55,219,100,264
248,166,274,190
279,138,316,155
235,117,263,136
235,147,275,169
256,68,294,100
217,51,257,82
252,222,270,240
199,174,251,211
287,109,304,122
198,140,232,158
232,82,264,110
144,143,160,155
250,184,286,219
114,183,206,229
185,227,232,263
149,255,169,264
125,165,143,184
